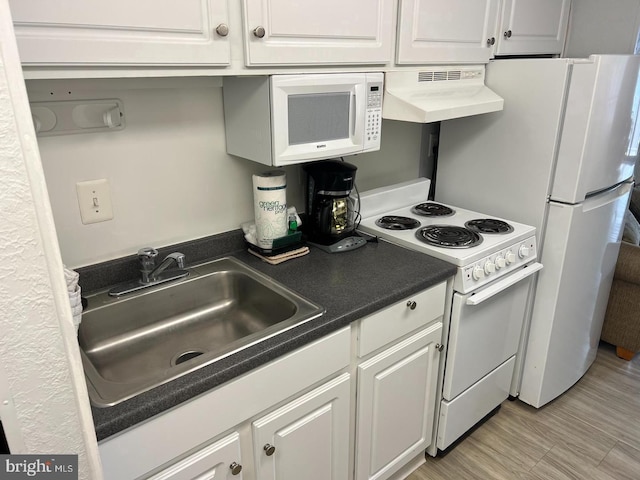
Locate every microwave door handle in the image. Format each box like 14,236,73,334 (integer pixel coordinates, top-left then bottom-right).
465,262,543,306
350,92,356,136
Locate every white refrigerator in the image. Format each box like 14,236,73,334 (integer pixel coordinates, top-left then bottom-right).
435,55,640,408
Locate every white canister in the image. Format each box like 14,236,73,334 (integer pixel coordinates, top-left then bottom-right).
253,171,288,249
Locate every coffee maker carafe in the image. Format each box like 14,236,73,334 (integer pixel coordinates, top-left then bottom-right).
304,160,366,253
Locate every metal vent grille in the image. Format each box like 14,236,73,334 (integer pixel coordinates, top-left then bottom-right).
418,70,463,82
448,70,461,80
434,71,448,81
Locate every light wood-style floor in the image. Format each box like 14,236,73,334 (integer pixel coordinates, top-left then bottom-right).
408,343,640,480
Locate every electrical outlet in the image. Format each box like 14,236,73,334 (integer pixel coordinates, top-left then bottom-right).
76,179,114,224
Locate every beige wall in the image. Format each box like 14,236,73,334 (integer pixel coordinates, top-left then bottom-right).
564,0,640,57
28,78,422,268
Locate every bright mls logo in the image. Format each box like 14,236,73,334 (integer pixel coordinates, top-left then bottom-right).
0,455,77,479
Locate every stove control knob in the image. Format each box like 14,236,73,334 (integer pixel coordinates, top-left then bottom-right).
484,261,496,275
518,244,530,259
472,265,485,281
505,250,516,265
495,255,506,269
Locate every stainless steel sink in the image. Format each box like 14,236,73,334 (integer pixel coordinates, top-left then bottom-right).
78,257,324,407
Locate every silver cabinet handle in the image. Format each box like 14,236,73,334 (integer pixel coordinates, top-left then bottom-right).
216,24,229,37
253,26,266,38
504,30,512,38
229,462,242,475
406,300,417,310
264,443,276,456
435,343,444,352
487,37,496,46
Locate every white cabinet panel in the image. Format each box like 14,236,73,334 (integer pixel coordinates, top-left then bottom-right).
355,323,442,480
496,0,570,55
9,0,230,65
148,432,243,480
242,0,394,65
252,374,351,480
396,0,501,64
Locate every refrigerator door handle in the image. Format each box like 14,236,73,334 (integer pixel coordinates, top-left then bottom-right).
582,180,633,212
466,263,543,306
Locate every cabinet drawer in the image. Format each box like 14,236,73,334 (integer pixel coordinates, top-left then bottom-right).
358,282,446,357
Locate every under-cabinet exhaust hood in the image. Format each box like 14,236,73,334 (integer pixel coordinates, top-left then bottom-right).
382,66,504,123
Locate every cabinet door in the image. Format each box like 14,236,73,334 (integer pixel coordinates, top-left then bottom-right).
355,323,442,480
147,432,243,480
9,0,230,65
496,0,570,55
252,373,350,480
242,0,394,65
396,0,501,64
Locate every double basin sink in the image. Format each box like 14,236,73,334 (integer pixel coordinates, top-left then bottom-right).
78,257,324,407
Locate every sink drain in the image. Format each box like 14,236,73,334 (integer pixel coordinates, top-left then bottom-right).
173,350,204,366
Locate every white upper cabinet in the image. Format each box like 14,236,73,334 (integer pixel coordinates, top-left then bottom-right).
9,0,572,73
9,0,230,66
397,0,501,64
396,0,571,64
495,0,571,55
241,0,394,65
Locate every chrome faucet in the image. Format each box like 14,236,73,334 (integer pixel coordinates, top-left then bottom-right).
138,248,186,283
108,247,189,296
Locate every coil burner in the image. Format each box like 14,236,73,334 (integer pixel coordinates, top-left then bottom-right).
375,216,421,230
465,219,514,234
415,225,483,248
412,202,455,217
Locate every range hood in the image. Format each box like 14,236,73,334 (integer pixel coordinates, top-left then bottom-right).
382,66,504,123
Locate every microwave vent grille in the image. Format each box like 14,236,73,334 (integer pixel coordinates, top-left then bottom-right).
418,70,462,82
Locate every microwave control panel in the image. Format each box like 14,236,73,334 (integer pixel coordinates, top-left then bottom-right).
364,75,383,149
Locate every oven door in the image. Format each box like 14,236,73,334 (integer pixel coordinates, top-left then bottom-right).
442,262,542,401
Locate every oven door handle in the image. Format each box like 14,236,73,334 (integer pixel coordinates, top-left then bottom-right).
466,262,543,306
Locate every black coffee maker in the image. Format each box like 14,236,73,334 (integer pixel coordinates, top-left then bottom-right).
304,160,366,253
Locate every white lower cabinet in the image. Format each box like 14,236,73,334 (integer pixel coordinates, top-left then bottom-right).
99,282,449,480
147,432,244,480
252,374,350,480
355,323,443,480
99,328,351,480
142,373,351,480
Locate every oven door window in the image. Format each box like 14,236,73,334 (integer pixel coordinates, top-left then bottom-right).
442,273,532,401
287,92,350,145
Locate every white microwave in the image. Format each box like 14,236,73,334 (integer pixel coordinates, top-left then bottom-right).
223,73,383,166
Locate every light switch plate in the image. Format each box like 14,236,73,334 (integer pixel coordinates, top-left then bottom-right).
76,179,114,224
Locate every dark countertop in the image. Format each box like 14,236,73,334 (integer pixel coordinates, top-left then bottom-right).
88,234,456,441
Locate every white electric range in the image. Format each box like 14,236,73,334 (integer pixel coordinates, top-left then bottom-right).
358,179,542,452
